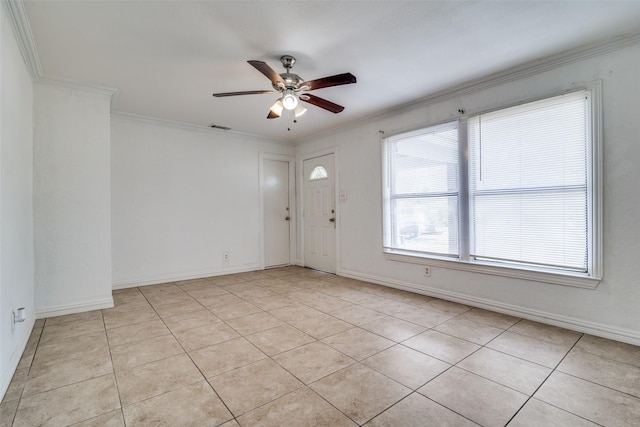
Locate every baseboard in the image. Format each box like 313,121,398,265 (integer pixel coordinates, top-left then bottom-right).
0,316,36,401
338,268,640,347
35,297,114,319
112,264,262,290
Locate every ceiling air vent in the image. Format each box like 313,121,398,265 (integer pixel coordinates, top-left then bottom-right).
209,124,231,131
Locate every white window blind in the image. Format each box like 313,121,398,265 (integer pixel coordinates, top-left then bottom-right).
383,122,459,257
468,91,590,272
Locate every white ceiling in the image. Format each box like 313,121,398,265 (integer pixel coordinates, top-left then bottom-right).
22,1,640,143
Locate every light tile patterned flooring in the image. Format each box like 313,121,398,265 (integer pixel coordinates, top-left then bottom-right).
2,266,640,426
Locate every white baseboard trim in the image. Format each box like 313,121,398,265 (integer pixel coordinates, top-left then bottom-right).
112,264,262,290
338,268,640,347
0,317,36,402
35,297,114,319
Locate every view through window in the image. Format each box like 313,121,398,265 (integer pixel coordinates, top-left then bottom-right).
383,122,459,257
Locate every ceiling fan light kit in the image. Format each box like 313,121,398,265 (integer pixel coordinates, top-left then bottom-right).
282,89,299,110
294,105,307,118
269,99,284,118
212,55,356,120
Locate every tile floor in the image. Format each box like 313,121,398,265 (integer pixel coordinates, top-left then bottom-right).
2,266,640,426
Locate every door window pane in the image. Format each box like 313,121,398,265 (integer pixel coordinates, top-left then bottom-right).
309,166,328,180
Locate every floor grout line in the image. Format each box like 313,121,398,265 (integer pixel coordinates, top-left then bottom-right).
7,267,640,426
503,334,584,426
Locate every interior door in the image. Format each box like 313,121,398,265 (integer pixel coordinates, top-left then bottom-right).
264,159,290,267
303,154,336,273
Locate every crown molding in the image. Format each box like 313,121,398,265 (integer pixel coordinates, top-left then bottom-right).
6,0,639,146
299,29,640,145
35,77,118,109
111,111,291,146
3,1,120,108
403,30,640,109
2,0,42,79
36,77,117,97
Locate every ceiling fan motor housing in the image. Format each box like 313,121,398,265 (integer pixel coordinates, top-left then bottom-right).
275,56,308,92
275,73,304,91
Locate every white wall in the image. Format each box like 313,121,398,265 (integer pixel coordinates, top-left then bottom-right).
0,6,35,399
298,42,640,345
111,116,294,288
33,83,113,317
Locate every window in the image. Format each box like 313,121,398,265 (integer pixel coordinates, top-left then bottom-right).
383,88,601,286
309,166,328,180
468,92,590,272
383,122,460,256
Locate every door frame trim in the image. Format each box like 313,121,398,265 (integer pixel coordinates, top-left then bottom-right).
259,153,296,270
299,148,339,272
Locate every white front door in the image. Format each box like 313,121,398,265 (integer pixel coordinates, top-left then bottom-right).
264,159,291,267
303,154,336,273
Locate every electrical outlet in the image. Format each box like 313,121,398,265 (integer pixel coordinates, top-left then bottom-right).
223,252,230,261
424,266,431,277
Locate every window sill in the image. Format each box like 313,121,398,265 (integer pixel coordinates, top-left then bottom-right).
383,251,601,290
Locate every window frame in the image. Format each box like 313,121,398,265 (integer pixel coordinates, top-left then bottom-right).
382,121,461,258
382,82,603,289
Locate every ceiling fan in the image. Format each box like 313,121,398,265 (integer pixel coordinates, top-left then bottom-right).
212,55,356,119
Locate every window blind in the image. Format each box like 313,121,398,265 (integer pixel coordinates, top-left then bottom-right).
467,90,590,272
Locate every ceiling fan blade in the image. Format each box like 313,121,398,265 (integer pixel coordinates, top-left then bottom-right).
302,73,356,91
301,94,345,114
212,90,274,97
248,60,284,86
